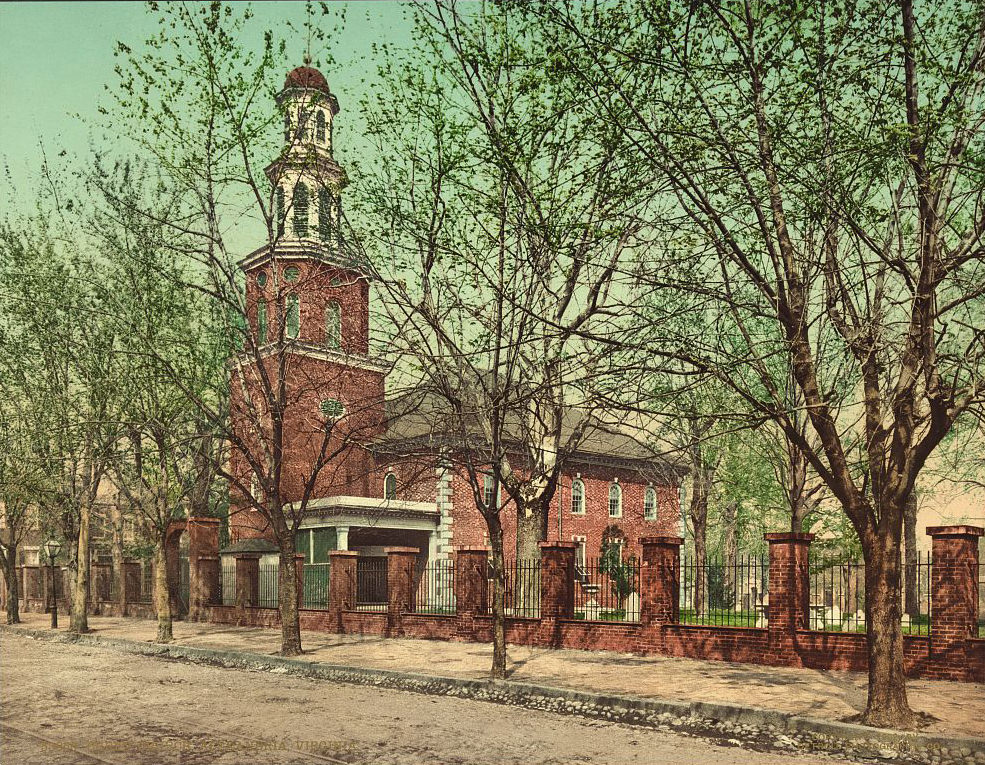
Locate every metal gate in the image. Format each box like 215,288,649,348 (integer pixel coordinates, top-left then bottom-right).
178,554,190,614
356,557,388,610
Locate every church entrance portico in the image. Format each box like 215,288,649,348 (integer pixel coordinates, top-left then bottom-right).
295,496,442,565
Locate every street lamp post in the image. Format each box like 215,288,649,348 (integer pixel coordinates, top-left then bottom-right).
43,539,62,629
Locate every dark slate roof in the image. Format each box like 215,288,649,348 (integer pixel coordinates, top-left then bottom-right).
219,538,278,555
371,389,685,480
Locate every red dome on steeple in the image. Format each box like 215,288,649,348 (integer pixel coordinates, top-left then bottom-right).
283,65,331,95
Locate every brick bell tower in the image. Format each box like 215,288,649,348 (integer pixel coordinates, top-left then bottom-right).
232,61,388,539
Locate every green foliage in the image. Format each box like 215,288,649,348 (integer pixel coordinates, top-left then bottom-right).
599,529,637,602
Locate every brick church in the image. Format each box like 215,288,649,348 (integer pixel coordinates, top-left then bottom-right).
225,63,683,570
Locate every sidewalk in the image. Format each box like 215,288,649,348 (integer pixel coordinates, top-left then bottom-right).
7,612,984,739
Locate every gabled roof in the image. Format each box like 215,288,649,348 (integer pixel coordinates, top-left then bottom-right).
371,388,685,481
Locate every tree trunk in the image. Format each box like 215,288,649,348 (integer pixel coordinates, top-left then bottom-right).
70,501,90,634
2,548,19,624
515,499,547,560
488,515,507,679
516,498,547,616
154,537,173,643
861,525,915,729
687,440,712,618
278,543,302,656
721,501,737,610
693,519,707,617
903,494,919,618
110,500,126,614
790,495,812,533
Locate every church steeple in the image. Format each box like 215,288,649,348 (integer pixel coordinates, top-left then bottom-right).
241,63,373,358
265,61,346,248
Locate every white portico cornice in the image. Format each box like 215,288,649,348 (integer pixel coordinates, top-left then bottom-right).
229,342,390,375
292,495,440,527
238,239,373,277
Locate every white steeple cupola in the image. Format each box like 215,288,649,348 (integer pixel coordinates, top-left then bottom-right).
266,58,346,246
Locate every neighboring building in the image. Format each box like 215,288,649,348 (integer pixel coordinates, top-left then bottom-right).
224,63,684,568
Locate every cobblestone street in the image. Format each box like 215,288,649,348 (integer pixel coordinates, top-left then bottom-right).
0,631,857,765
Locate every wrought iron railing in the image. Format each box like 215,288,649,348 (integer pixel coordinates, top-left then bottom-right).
221,557,236,606
573,557,641,622
486,559,541,619
258,564,278,608
302,563,331,609
808,553,932,635
413,559,456,614
680,555,769,628
356,557,388,612
139,564,154,603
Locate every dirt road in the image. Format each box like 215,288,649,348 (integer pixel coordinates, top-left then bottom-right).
0,631,853,764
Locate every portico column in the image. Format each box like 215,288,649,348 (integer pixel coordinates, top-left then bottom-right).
336,526,349,551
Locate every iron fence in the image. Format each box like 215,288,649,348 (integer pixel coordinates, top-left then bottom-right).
302,563,331,609
139,564,153,603
258,564,278,608
573,557,641,622
413,559,456,614
356,557,388,611
178,555,190,613
221,557,236,606
808,553,932,635
681,555,769,628
486,559,541,619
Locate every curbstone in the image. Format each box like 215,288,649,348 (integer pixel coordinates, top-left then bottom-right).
2,624,982,765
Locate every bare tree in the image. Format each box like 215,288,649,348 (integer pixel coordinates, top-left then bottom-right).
359,1,648,567
104,3,395,655
0,214,120,635
546,0,985,727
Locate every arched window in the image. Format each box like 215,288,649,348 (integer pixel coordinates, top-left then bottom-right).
384,473,397,500
283,112,291,143
284,266,300,282
325,300,341,349
250,474,264,506
318,188,332,241
275,187,285,236
300,109,311,140
644,486,657,520
316,110,326,142
570,478,585,515
293,183,309,238
256,300,268,345
482,473,496,508
608,482,622,518
286,294,300,339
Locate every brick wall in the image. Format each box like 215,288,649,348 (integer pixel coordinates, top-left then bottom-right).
95,525,985,684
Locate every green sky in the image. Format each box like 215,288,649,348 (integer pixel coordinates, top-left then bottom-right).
0,1,415,228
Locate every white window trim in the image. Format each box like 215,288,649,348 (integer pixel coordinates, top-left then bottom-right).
286,293,301,339
644,486,657,520
482,473,498,509
608,481,622,518
384,471,398,501
570,478,586,515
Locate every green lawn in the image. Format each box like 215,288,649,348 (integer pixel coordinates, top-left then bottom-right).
679,609,760,627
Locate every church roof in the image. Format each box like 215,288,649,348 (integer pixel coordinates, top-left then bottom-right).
371,389,685,481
